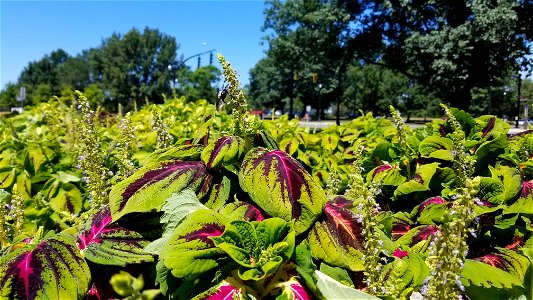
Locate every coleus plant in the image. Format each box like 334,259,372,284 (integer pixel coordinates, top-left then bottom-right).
4,55,533,300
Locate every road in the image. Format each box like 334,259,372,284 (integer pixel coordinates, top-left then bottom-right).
298,120,530,135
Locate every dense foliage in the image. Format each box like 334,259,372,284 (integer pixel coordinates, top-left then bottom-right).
252,0,532,117
1,27,221,109
3,57,533,299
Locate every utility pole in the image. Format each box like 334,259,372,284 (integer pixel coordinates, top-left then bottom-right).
514,74,522,128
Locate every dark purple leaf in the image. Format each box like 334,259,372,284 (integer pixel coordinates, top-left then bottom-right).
481,117,496,138
474,253,509,271
278,278,311,300
391,222,411,240
330,196,354,208
521,180,533,198
77,207,154,266
195,279,244,300
181,223,225,247
373,164,392,177
393,248,409,259
411,225,440,245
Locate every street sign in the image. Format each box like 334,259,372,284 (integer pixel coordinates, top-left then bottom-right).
16,87,26,102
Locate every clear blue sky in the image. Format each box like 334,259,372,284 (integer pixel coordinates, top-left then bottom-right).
0,0,268,89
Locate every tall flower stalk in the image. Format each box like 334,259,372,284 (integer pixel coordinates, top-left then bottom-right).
217,54,258,137
116,112,136,180
346,143,384,295
151,109,173,149
423,104,477,299
389,106,414,179
74,91,110,209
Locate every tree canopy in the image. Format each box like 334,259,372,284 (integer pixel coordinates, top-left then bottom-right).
2,27,221,110
250,0,532,117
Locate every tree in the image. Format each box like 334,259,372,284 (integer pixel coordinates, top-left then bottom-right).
0,82,19,107
18,49,70,101
248,57,284,110
262,0,361,120
256,0,532,116
362,0,530,110
92,27,178,108
179,65,221,103
56,49,94,91
32,84,53,104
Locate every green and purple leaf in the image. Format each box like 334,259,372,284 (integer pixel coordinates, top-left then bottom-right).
77,206,154,266
239,148,326,234
307,221,364,272
367,164,406,186
323,200,364,249
0,233,91,300
192,278,245,300
109,159,210,221
144,189,206,255
160,209,227,279
218,201,266,221
201,136,244,169
276,278,311,300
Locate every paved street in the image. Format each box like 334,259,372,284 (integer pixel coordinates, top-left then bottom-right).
297,120,532,135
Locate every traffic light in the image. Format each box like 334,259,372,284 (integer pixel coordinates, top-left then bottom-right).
197,56,201,69
210,52,214,65
293,71,299,81
312,73,318,83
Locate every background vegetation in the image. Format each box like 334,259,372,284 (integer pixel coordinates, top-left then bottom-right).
2,0,533,119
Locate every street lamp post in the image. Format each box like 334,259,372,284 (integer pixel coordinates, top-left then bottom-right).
318,83,323,121
168,49,216,90
513,74,522,128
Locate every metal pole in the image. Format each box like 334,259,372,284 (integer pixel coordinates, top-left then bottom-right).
515,75,522,128
289,70,294,119
318,87,322,121
524,103,529,130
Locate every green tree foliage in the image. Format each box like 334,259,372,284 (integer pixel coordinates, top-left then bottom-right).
248,57,283,110
56,49,94,91
178,65,221,104
0,83,19,108
32,84,53,104
92,27,178,107
374,0,528,110
261,0,360,118
18,49,70,99
254,0,532,116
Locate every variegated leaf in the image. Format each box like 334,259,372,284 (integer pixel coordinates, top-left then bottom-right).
201,136,244,169
109,160,209,221
0,234,90,300
160,209,227,279
77,206,154,266
239,148,326,234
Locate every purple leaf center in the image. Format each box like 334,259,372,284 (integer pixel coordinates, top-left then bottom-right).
255,150,309,219
481,117,496,138
522,180,533,198
182,223,225,247
77,209,113,250
120,161,205,211
418,197,446,213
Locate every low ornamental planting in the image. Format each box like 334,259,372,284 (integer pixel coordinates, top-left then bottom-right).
2,56,533,299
